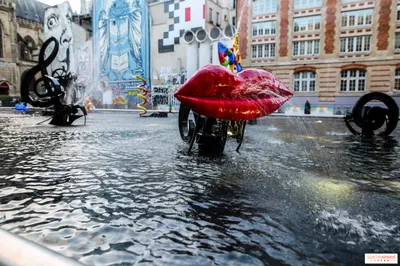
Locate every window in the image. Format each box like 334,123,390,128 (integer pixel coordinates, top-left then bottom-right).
341,9,373,27
253,0,277,15
294,0,322,9
340,36,371,53
294,71,316,92
216,12,220,25
397,5,400,21
19,42,31,60
293,16,321,32
396,33,400,49
232,16,236,26
0,26,3,58
340,69,366,92
252,43,276,58
395,69,400,91
233,0,236,9
0,83,9,95
293,40,320,56
209,8,213,22
252,21,276,36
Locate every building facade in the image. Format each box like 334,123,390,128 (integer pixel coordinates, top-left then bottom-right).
0,0,48,97
149,0,237,85
238,0,400,114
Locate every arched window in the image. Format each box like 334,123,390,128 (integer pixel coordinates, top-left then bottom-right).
395,69,400,92
19,41,31,60
0,82,9,95
340,69,366,92
294,71,316,92
0,25,3,58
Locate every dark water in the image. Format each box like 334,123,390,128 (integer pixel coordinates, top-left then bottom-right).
0,111,399,266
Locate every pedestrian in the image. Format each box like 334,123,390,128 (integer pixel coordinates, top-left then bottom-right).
304,100,311,114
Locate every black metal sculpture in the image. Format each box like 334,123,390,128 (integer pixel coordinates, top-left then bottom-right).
178,104,246,154
345,92,399,136
20,37,87,126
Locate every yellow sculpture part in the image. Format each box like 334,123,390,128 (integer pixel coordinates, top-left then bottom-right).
136,76,148,116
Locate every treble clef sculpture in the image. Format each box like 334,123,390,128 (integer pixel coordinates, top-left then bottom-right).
20,37,87,126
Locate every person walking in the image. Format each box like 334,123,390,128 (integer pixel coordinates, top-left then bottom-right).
304,100,311,114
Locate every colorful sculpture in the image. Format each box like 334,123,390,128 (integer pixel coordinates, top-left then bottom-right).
175,64,292,121
136,76,148,116
218,35,242,73
176,33,292,154
84,98,97,113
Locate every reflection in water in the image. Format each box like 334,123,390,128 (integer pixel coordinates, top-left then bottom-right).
0,112,399,266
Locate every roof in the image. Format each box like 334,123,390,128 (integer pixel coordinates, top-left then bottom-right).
16,0,50,23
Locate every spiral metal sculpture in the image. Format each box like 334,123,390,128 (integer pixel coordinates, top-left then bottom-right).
136,76,148,116
345,92,399,137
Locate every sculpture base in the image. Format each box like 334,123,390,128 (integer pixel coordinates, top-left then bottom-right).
49,104,87,126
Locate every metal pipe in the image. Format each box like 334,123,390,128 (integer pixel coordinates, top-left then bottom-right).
0,228,84,266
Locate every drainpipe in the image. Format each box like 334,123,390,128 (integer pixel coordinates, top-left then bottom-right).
197,42,200,70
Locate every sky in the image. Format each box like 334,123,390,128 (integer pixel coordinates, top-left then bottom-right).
37,0,81,14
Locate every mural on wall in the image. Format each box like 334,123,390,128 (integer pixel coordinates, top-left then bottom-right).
75,44,92,101
44,2,76,104
44,2,96,105
112,86,127,105
93,0,150,105
44,2,75,77
311,106,334,116
159,0,205,52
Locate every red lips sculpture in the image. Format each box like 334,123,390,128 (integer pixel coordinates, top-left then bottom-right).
174,64,293,121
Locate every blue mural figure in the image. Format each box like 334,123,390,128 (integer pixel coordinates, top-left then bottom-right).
98,0,143,81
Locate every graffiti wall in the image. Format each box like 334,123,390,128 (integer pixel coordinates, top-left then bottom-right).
151,85,180,111
44,2,75,77
75,41,92,101
44,2,76,104
43,2,94,106
93,0,150,105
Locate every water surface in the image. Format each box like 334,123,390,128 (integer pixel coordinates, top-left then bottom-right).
0,111,399,265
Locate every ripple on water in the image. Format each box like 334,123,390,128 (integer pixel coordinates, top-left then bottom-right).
0,113,399,266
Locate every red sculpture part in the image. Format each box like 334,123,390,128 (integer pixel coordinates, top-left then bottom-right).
174,64,293,121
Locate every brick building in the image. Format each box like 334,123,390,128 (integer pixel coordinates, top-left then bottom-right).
238,0,400,114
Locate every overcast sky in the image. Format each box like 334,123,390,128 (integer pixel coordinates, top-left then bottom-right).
37,0,81,14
